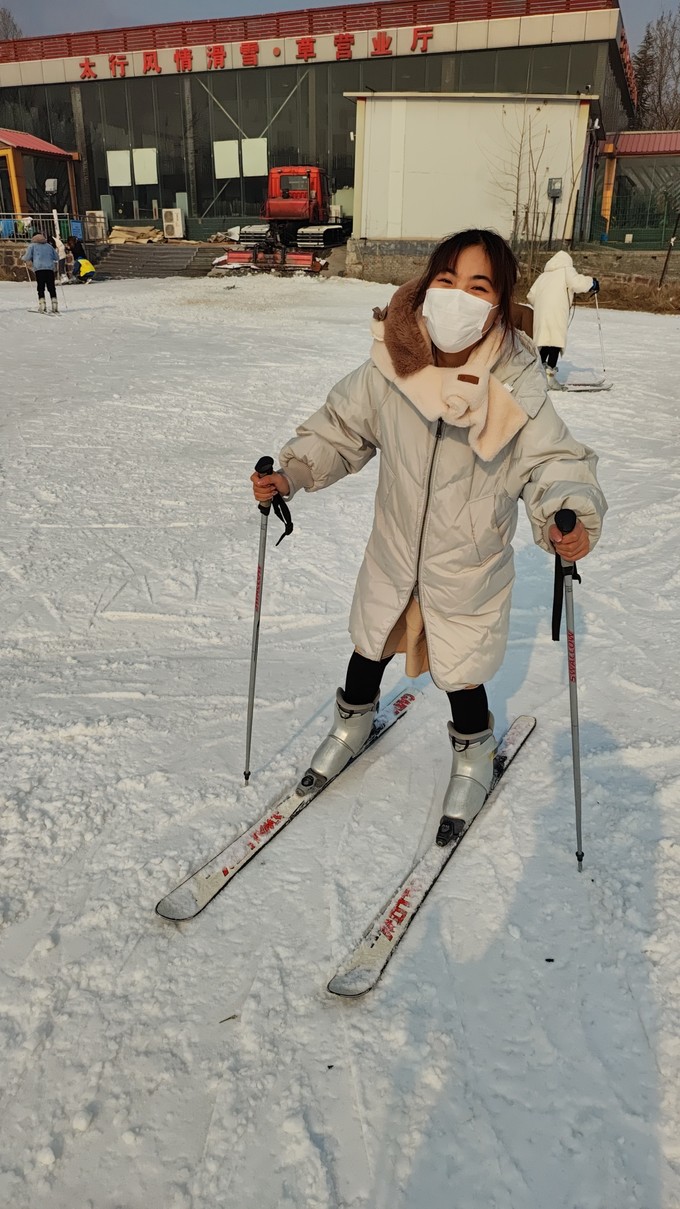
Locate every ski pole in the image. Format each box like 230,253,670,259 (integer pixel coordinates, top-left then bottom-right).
594,294,605,377
552,507,584,871
244,456,294,784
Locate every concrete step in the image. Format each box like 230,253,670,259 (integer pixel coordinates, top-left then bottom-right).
96,243,199,278
185,246,228,276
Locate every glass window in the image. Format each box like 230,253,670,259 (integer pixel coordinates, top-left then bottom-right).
189,74,214,216
80,82,108,208
495,48,531,94
238,66,269,140
208,72,241,142
100,79,130,151
156,76,188,211
268,65,302,167
312,63,330,168
0,158,13,210
529,45,570,94
280,173,309,192
3,85,49,137
394,56,428,91
459,50,497,92
329,60,360,189
568,43,599,94
440,54,459,91
360,58,394,92
45,83,76,149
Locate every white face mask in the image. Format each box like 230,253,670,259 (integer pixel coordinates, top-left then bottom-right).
422,288,498,354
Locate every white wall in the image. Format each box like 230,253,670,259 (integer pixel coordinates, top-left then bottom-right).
355,94,592,243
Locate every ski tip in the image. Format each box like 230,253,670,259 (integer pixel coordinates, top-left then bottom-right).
155,894,195,922
514,714,537,731
327,968,375,998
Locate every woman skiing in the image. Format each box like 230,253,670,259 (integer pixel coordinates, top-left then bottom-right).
251,229,607,842
22,233,59,313
527,251,599,389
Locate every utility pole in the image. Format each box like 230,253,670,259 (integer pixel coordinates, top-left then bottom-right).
658,212,680,288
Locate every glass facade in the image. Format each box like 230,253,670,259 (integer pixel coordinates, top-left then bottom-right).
0,41,631,225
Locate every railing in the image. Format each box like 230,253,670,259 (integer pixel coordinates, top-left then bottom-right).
0,211,78,240
0,0,618,62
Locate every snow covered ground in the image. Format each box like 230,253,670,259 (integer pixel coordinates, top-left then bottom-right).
1,273,680,1209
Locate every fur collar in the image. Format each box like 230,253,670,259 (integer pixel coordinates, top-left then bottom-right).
370,279,530,462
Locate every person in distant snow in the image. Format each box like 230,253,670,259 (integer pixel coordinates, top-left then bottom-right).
22,233,59,314
74,255,96,284
53,233,67,282
250,229,608,845
527,251,599,390
66,235,86,282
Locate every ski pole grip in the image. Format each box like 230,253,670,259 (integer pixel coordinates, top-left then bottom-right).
254,455,275,516
555,508,577,536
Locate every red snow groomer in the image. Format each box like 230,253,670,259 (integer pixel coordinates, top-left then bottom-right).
212,166,346,276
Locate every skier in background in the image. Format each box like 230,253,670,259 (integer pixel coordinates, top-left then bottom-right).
22,233,59,313
251,229,607,842
527,251,599,390
74,255,96,284
66,235,86,282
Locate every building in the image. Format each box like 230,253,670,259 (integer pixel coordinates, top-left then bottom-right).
0,0,636,236
352,91,595,245
0,127,77,218
594,130,680,248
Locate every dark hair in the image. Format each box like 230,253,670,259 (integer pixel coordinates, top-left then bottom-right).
412,229,519,336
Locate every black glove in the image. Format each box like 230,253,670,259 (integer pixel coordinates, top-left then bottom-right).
590,277,600,294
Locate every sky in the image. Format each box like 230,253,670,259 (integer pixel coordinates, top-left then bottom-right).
15,0,664,53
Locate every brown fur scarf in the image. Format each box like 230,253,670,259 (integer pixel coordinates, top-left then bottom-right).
372,279,434,379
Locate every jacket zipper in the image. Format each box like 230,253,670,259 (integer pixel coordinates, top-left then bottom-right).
413,417,444,599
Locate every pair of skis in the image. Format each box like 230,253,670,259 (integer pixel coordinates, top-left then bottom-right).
550,374,612,393
155,681,534,996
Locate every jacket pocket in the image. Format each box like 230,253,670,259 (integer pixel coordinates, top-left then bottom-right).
467,494,505,564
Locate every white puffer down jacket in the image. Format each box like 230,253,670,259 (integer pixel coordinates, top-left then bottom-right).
527,251,594,350
279,280,607,691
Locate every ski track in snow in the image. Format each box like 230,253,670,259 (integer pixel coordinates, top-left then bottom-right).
1,276,680,1208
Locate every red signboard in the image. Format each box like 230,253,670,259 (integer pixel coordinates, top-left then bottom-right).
0,0,619,64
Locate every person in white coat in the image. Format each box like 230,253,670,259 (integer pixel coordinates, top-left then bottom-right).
251,230,607,844
527,251,599,389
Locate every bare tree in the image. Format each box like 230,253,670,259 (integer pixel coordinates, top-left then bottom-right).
0,7,22,39
487,101,550,278
633,8,680,129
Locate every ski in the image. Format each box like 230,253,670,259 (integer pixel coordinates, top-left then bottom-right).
156,677,425,921
327,714,535,997
27,309,60,316
562,382,612,392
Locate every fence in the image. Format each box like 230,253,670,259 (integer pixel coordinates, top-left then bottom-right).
588,159,680,251
0,211,85,242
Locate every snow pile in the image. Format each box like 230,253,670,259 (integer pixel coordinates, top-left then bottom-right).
1,275,679,1209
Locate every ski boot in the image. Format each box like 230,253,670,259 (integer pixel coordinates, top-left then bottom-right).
297,689,379,794
51,298,59,314
436,716,496,846
545,367,564,392
38,298,47,314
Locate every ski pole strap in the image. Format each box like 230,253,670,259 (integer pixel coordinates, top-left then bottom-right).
551,508,581,641
271,492,293,546
254,454,294,545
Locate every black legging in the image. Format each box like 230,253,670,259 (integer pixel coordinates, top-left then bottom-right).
539,345,560,369
35,269,57,300
343,651,489,734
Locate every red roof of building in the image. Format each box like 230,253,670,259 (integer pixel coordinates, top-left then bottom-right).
0,0,619,62
0,127,71,156
614,130,680,156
